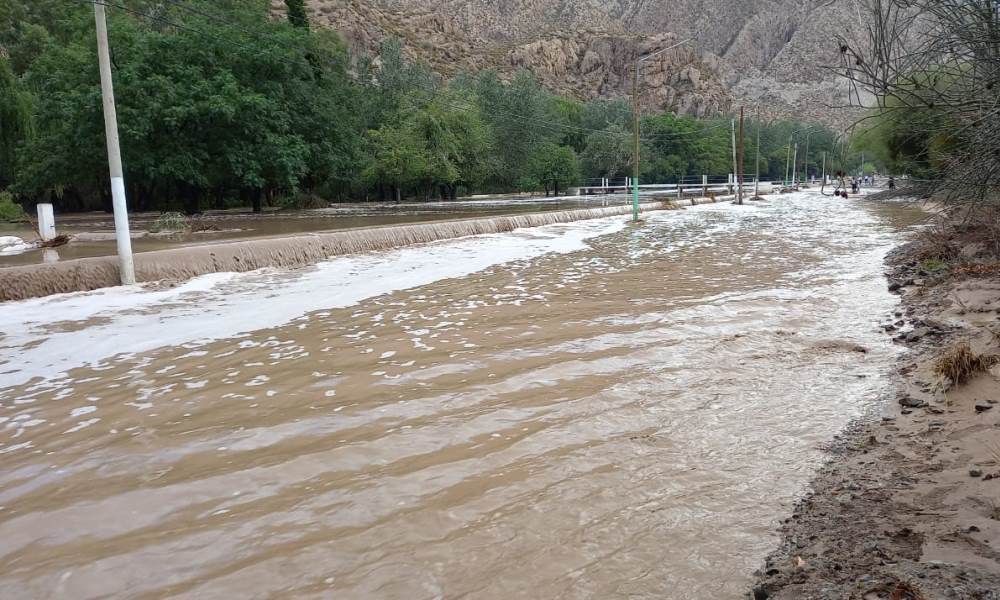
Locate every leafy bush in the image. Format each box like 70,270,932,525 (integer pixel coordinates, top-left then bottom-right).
919,258,949,273
148,211,188,233
0,191,26,222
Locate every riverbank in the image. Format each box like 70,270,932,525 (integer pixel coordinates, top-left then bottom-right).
752,222,1000,599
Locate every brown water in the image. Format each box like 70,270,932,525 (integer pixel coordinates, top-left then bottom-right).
0,197,623,266
0,193,925,599
0,203,663,302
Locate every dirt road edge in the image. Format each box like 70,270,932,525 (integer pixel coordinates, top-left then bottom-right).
751,240,1000,600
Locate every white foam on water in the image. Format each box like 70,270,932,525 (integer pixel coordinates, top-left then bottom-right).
0,214,629,388
0,236,34,257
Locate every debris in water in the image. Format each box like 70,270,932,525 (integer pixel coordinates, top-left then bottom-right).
39,234,70,248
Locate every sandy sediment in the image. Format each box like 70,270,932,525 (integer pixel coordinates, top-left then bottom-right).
752,239,1000,599
1,200,722,302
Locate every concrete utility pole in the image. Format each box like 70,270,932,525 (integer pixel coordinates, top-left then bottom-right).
784,138,792,187
791,143,799,187
737,106,745,205
631,38,690,222
803,130,813,184
95,2,135,285
632,67,641,222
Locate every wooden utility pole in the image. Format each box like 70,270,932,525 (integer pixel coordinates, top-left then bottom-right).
754,105,761,198
94,2,135,285
737,106,745,205
730,119,738,198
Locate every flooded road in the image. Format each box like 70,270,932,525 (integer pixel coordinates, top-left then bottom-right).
0,192,925,599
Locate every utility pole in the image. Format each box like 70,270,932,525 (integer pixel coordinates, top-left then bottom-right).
632,64,641,223
791,143,799,187
737,106,745,205
95,2,135,285
730,119,738,198
803,130,812,184
754,106,761,198
630,39,690,223
821,151,827,185
784,137,792,187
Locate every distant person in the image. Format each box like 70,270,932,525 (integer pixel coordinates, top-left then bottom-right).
888,176,896,190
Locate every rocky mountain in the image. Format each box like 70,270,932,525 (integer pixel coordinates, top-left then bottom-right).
295,0,865,128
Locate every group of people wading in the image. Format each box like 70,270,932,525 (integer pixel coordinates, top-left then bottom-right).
828,171,895,198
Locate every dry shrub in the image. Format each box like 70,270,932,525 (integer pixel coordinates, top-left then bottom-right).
913,222,960,262
189,218,220,232
956,263,1000,277
889,581,926,600
933,342,1000,388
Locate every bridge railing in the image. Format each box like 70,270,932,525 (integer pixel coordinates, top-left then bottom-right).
576,175,780,198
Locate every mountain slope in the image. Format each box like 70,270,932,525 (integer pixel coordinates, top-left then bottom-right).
297,0,863,128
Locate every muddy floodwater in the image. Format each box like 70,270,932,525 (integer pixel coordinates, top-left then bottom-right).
0,192,925,599
0,196,627,266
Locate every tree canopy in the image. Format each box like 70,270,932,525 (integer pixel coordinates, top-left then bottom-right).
0,0,855,215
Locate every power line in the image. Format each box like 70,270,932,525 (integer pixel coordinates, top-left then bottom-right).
79,0,322,73
73,0,741,144
153,0,721,142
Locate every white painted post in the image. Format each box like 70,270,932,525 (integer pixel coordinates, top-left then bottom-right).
728,173,734,195
95,3,135,285
36,203,56,241
702,174,708,196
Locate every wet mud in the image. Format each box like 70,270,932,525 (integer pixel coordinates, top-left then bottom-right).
753,231,1000,600
0,193,925,599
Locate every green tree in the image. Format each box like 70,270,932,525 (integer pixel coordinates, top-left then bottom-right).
412,91,495,198
0,58,32,189
529,143,580,196
284,0,309,29
363,124,428,201
475,70,561,189
581,126,630,180
14,0,359,212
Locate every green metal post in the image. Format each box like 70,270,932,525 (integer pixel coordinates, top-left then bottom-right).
632,63,640,222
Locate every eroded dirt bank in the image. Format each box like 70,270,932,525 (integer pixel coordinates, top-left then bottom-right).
753,232,1000,599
